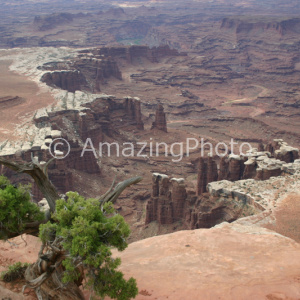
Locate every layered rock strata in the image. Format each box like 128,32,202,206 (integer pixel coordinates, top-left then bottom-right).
124,97,144,130
146,158,300,228
197,140,299,194
145,171,261,229
0,92,147,200
40,54,122,93
145,173,187,225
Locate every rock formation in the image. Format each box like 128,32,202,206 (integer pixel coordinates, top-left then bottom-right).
145,170,259,229
197,157,207,195
39,45,180,95
196,140,299,197
146,152,300,229
145,173,186,225
171,178,187,221
0,93,149,200
218,156,229,180
273,139,299,163
207,156,218,185
124,97,144,130
242,157,257,179
197,156,218,195
145,140,300,228
40,71,87,93
151,104,167,132
228,155,244,181
40,52,122,93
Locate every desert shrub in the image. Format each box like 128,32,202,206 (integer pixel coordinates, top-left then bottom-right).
1,262,30,282
0,176,44,238
0,175,10,188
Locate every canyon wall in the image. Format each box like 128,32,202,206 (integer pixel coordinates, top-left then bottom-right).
145,171,261,229
197,140,299,194
145,140,299,228
40,54,122,93
0,93,146,200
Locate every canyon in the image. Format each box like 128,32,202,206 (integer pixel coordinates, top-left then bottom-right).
0,42,299,241
0,0,300,298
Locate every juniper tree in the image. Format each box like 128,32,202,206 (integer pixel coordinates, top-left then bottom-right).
0,155,142,300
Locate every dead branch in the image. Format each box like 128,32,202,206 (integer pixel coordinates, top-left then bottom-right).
0,155,59,213
99,176,143,205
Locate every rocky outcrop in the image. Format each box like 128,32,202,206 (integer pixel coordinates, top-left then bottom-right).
40,71,87,93
171,178,187,221
207,156,218,185
258,143,265,152
273,139,299,163
242,158,257,179
74,55,122,92
145,171,256,229
124,97,144,130
167,142,300,230
196,140,299,195
197,158,206,195
218,156,229,180
151,104,167,132
228,155,244,181
255,167,282,181
197,156,218,195
0,93,149,200
146,173,187,225
40,53,122,93
180,89,199,100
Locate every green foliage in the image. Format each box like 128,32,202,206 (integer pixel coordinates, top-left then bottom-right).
0,176,44,238
0,175,10,187
40,192,138,300
0,261,30,282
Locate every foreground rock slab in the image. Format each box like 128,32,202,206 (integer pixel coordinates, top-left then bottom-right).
2,227,300,299
113,223,300,300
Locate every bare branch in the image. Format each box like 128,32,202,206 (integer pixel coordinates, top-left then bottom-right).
0,156,59,213
98,175,117,202
99,176,143,205
42,158,55,178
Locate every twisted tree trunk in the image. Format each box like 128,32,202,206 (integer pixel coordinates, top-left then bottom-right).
24,243,85,300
